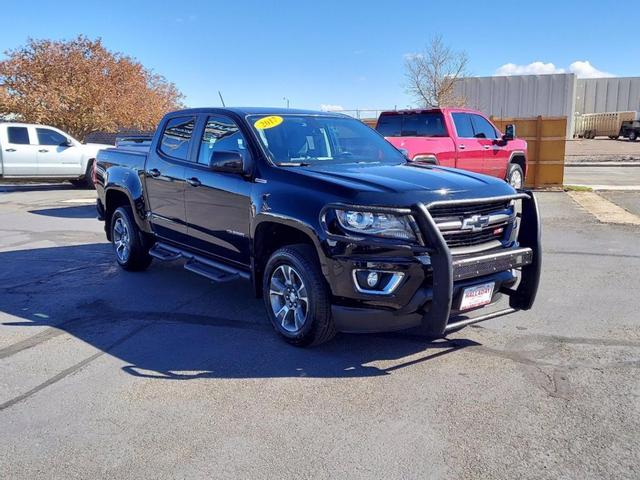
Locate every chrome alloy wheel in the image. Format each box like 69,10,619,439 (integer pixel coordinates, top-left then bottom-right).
509,169,523,189
269,264,309,333
113,217,131,263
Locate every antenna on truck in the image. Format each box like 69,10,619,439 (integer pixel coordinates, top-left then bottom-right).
218,91,226,107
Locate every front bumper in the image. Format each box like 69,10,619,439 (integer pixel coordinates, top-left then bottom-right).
325,191,542,334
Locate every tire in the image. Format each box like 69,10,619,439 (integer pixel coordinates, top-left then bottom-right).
506,163,524,189
263,244,336,346
629,131,638,142
110,206,152,271
71,160,95,189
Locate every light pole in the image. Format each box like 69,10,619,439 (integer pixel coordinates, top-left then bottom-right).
283,97,290,109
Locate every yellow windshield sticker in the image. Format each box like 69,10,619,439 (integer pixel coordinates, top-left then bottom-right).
254,115,283,129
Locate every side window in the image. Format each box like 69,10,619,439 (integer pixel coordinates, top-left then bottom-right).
451,113,474,138
36,128,67,146
375,114,402,137
197,115,249,165
470,115,498,139
159,116,196,161
7,127,30,145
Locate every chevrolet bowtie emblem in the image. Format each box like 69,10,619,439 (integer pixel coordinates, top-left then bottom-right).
461,215,490,232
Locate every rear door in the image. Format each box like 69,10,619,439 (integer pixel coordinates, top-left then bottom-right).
145,115,195,242
450,112,484,173
184,114,252,266
469,114,508,178
35,127,83,176
1,126,39,176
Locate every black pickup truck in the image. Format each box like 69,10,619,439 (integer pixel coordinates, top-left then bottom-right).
95,108,541,346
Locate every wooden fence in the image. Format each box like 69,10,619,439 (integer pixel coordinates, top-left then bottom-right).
491,116,566,189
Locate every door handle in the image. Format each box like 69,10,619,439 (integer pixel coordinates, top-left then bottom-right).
458,144,466,150
38,149,49,153
5,148,16,152
483,145,491,150
147,168,161,177
186,177,201,187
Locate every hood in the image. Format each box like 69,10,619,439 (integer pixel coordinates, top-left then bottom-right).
290,162,516,205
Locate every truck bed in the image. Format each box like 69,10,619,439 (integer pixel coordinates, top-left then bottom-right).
97,147,147,171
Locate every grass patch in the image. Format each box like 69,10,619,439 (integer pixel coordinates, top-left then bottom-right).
564,185,593,192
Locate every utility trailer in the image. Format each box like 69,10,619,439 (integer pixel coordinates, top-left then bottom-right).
574,111,639,139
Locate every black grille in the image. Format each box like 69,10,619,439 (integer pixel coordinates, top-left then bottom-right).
428,200,511,220
443,228,504,248
429,200,514,250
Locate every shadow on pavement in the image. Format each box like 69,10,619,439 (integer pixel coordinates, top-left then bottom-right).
0,243,478,381
0,182,78,193
28,205,97,219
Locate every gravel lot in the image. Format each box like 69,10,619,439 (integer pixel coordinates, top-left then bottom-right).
1,184,639,479
566,138,640,162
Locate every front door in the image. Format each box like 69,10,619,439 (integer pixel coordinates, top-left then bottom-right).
35,127,83,176
450,112,484,173
184,114,252,266
1,126,40,176
145,115,196,242
469,114,509,179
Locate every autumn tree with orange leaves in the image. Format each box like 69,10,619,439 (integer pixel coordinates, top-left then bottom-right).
0,36,184,140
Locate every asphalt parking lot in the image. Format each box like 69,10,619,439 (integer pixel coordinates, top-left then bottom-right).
1,184,639,479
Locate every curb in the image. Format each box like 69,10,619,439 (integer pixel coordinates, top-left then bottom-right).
565,162,640,167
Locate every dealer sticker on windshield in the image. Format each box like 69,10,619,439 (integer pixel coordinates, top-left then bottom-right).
459,282,495,311
254,115,283,129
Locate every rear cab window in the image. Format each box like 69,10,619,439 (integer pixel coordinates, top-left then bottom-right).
159,116,196,161
7,127,30,145
376,112,446,137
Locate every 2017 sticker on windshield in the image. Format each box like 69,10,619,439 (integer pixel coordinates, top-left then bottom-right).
254,115,283,130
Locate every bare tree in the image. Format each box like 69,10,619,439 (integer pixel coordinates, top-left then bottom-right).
0,36,184,141
404,35,468,108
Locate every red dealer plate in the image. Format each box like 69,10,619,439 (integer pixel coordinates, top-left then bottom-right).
459,282,495,311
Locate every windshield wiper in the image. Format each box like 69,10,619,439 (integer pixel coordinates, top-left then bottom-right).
275,161,310,167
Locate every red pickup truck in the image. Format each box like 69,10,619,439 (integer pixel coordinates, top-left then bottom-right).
376,108,527,188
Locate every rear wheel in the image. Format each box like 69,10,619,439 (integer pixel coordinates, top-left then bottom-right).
263,244,335,346
110,206,152,271
506,163,524,189
629,131,638,142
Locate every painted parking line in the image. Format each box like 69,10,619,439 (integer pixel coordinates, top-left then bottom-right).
60,198,97,204
568,191,640,225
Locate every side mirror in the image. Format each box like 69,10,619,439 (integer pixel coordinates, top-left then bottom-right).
61,138,74,147
503,124,516,141
209,150,246,174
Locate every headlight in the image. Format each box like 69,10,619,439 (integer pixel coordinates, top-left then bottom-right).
334,209,417,241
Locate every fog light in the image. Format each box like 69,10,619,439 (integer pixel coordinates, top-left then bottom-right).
366,271,379,288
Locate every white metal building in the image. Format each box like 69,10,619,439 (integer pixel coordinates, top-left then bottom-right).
453,74,640,137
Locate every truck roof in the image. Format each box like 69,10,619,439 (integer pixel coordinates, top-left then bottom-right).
171,107,347,117
379,107,483,115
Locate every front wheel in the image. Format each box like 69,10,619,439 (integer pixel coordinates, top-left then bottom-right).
111,206,152,271
263,244,336,346
629,131,638,142
70,160,95,189
506,163,524,189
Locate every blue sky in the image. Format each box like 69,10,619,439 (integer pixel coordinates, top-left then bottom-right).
1,0,636,111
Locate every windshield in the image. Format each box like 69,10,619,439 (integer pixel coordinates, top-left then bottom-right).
248,114,406,166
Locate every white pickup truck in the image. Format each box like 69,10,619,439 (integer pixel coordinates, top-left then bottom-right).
0,123,111,188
